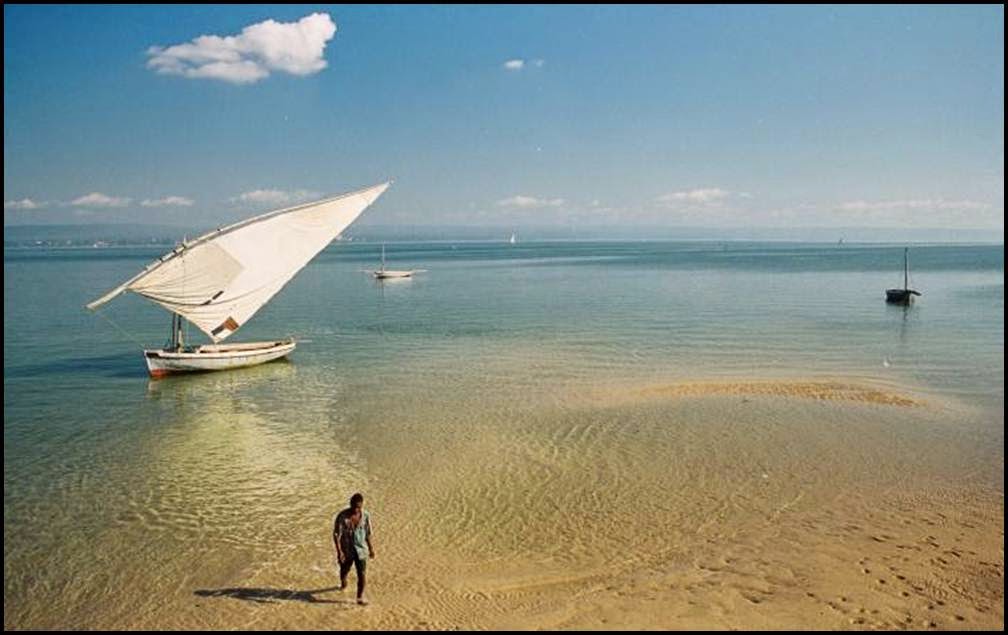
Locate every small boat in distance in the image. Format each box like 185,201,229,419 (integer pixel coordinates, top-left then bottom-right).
87,182,392,377
508,231,517,244
885,247,922,305
368,243,423,279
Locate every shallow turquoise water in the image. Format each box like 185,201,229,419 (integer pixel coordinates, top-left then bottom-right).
6,241,1002,400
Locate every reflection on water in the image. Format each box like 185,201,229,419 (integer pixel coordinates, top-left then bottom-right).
374,275,415,288
145,357,297,398
5,352,366,629
885,300,916,345
373,272,419,302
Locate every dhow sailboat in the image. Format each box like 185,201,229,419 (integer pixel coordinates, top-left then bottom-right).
87,181,391,377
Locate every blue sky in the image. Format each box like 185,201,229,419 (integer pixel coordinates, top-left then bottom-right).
3,4,1004,232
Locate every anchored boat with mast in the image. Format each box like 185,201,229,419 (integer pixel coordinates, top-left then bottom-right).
87,181,392,377
368,242,423,279
885,247,921,305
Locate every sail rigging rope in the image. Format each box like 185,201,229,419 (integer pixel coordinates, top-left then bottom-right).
93,307,148,350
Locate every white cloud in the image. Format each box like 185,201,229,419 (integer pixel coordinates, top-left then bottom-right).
231,188,320,207
141,196,195,208
4,198,43,210
497,195,565,209
71,192,131,208
836,199,990,214
656,188,731,206
502,58,545,71
147,12,337,84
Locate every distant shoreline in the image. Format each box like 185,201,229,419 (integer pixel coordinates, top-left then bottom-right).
3,237,1005,250
3,223,1004,246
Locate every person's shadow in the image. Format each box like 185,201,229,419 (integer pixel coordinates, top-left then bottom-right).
194,585,347,605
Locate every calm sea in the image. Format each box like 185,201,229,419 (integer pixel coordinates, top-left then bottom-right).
4,240,1004,628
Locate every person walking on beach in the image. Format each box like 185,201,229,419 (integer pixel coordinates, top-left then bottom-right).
333,492,374,605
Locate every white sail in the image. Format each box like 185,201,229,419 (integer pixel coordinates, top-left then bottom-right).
87,181,390,342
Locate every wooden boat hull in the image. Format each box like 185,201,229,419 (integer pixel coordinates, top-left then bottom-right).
144,339,296,378
374,270,413,279
885,289,920,304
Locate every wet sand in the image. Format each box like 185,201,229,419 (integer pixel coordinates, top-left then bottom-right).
636,379,924,407
180,378,1002,630
5,376,1002,630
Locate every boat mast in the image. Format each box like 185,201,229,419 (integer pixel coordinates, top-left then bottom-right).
169,313,184,352
904,247,909,291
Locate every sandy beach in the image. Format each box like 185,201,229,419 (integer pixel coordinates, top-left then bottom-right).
98,377,1003,631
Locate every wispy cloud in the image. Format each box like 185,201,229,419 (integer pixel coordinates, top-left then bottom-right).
4,198,44,210
497,195,565,209
141,196,195,208
71,192,131,208
836,199,990,214
656,188,732,206
231,188,320,207
587,199,621,214
649,188,751,225
147,12,337,84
